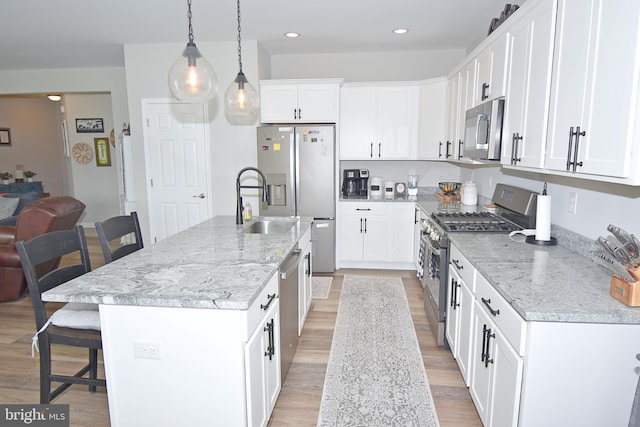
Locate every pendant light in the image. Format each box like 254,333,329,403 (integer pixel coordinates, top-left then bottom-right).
224,0,259,116
168,0,218,102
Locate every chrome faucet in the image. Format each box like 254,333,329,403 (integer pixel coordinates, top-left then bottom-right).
236,167,269,224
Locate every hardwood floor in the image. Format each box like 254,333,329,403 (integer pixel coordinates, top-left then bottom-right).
0,230,480,426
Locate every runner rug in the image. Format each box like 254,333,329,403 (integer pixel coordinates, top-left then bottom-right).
317,275,440,427
312,276,333,299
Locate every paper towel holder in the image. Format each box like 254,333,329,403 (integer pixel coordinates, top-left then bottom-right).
526,183,557,246
525,235,557,246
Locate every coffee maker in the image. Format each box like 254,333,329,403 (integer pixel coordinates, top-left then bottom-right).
342,169,369,198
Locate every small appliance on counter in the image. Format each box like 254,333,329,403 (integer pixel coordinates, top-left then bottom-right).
369,175,383,199
384,181,395,199
342,169,369,198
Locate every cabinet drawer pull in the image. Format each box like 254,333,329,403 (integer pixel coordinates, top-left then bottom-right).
484,326,495,368
481,297,500,316
452,259,463,270
446,141,452,158
481,82,490,101
458,140,464,160
370,142,373,158
439,141,443,158
378,142,382,158
355,208,372,211
260,293,276,311
264,319,275,360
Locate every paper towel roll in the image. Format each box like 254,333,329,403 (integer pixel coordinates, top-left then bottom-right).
535,194,551,241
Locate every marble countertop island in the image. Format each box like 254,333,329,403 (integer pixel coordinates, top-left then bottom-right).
42,216,313,310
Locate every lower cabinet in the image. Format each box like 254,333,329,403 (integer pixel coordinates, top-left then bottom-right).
337,201,415,268
245,298,281,427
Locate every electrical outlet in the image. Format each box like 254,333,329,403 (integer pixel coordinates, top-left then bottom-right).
568,192,578,214
134,342,162,359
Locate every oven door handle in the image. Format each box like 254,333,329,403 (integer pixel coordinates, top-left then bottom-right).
427,240,441,256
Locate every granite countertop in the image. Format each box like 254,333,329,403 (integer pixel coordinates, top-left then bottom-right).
42,216,313,310
447,233,640,325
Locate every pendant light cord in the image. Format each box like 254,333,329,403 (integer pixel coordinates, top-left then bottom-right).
236,0,243,73
187,0,194,44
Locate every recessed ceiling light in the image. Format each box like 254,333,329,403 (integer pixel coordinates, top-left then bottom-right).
47,95,61,101
285,32,300,38
393,28,409,35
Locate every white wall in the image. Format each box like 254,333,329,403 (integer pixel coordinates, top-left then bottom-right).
63,93,120,226
271,49,464,82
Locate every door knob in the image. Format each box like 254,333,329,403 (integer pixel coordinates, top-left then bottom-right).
193,193,206,199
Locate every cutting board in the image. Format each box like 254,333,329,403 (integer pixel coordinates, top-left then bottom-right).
435,192,461,201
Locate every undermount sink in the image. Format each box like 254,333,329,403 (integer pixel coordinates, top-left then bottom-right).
243,219,297,234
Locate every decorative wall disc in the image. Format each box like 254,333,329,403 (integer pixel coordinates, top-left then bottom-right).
72,142,93,164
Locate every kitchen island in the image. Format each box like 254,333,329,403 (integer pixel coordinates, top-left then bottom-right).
43,215,313,427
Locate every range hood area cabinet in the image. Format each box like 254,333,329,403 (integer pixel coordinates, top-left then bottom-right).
494,0,640,185
340,83,419,160
259,79,341,124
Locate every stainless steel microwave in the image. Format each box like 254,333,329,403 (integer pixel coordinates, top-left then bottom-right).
463,98,505,160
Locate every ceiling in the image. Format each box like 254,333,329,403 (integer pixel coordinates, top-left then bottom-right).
0,1,525,71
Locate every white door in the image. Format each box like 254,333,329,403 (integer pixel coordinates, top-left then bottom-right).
142,100,212,243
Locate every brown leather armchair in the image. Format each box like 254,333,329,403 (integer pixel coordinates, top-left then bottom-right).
0,196,86,302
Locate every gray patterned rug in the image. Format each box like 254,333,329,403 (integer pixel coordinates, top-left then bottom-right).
312,276,333,299
317,275,440,427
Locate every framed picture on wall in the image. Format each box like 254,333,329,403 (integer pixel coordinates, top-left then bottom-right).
0,128,11,146
76,118,104,133
94,137,111,167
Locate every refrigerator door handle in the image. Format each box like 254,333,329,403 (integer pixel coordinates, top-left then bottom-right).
294,131,300,216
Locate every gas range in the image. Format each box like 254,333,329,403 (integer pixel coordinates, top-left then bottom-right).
433,211,521,233
421,184,539,347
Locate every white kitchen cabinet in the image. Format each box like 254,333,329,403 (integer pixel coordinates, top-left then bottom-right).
245,297,281,427
340,84,419,160
544,0,640,179
444,73,461,160
260,79,340,123
454,59,477,161
470,302,523,427
338,202,388,262
416,78,448,160
386,203,415,264
297,229,312,336
475,32,510,105
501,0,556,168
446,245,476,386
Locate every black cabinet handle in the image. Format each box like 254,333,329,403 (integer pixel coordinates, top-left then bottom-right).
360,218,363,233
293,108,297,120
446,141,452,158
264,319,275,360
572,126,585,171
370,142,373,158
414,207,419,224
481,324,488,363
355,208,372,211
512,133,523,165
452,259,463,270
260,293,276,311
364,218,367,233
439,142,443,158
481,297,500,316
458,140,464,160
450,277,456,308
484,326,495,368
566,127,575,171
481,82,490,101
378,142,381,158
305,252,311,276
298,108,302,120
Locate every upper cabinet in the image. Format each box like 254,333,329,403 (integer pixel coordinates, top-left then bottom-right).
501,0,556,168
544,0,640,181
475,33,510,105
340,84,419,160
417,78,448,160
260,79,341,123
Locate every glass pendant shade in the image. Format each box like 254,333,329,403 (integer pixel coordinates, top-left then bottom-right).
224,71,259,116
168,42,218,102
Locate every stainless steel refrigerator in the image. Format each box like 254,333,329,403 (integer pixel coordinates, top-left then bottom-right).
257,125,335,272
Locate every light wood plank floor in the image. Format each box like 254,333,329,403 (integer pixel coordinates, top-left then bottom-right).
0,230,481,426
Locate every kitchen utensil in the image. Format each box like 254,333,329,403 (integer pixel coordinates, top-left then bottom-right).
596,236,634,267
438,181,460,195
607,224,640,260
596,251,635,282
607,236,636,266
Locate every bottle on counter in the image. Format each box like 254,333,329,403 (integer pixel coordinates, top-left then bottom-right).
461,181,478,205
243,202,253,221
